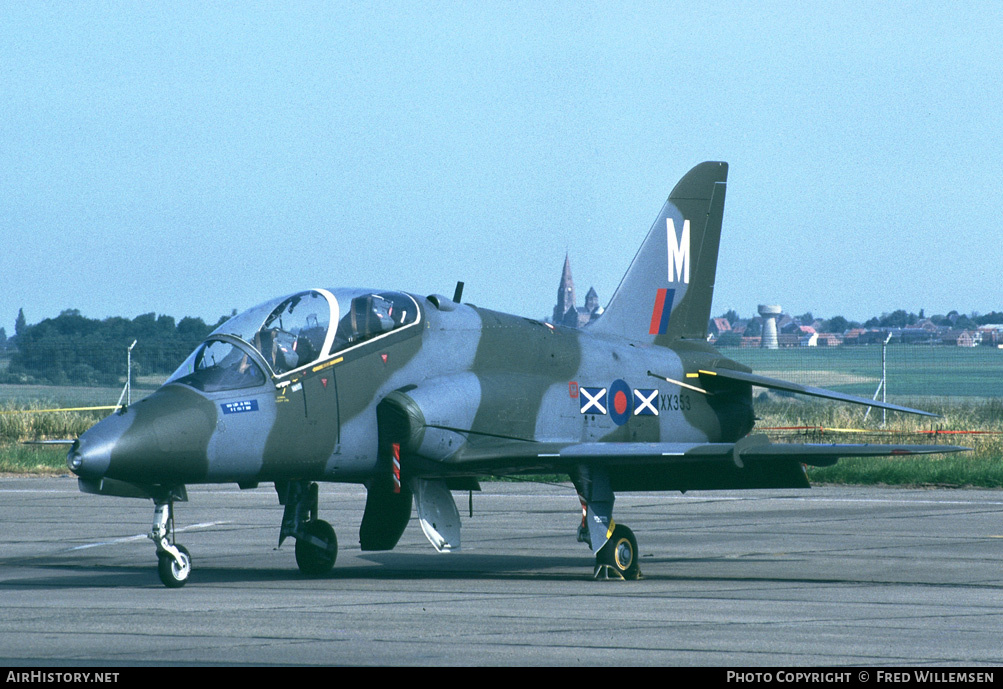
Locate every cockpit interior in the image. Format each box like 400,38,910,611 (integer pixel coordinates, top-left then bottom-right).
167,288,421,392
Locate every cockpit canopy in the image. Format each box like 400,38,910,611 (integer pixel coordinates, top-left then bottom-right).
167,288,420,391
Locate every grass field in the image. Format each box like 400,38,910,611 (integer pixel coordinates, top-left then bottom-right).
726,345,1003,398
753,397,1003,487
0,383,150,409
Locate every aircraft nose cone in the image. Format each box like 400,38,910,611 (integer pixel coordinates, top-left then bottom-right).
66,411,131,479
67,385,217,484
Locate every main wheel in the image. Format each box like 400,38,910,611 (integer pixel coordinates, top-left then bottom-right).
596,525,641,580
295,519,338,576
158,544,191,588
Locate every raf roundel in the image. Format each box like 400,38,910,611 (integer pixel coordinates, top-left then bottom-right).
608,379,632,426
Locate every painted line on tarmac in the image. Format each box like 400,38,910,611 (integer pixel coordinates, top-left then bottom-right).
0,489,75,493
71,521,230,550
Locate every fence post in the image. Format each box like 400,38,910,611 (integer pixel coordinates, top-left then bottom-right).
115,340,138,409
882,334,888,427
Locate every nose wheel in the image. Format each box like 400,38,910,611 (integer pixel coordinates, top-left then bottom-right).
158,544,191,588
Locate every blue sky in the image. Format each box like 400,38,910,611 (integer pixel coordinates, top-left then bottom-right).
3,2,1001,336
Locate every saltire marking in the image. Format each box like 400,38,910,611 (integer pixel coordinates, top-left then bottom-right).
648,288,675,335
609,379,632,426
580,387,607,414
634,389,659,416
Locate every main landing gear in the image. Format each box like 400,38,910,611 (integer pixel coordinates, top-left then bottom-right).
149,487,191,588
574,467,642,581
277,480,338,576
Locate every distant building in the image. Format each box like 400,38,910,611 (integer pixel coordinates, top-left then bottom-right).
709,318,732,337
552,255,601,328
978,325,1003,347
943,330,981,347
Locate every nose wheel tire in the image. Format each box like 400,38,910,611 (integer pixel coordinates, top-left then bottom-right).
595,525,641,580
157,544,191,588
295,519,338,576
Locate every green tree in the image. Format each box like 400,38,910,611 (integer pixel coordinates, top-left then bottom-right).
824,316,849,333
3,309,219,386
878,310,912,328
177,316,210,339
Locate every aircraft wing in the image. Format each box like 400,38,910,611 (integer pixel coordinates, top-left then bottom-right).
551,438,964,466
697,367,939,417
420,433,966,478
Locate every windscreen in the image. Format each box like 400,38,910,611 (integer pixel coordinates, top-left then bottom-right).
167,289,336,384
168,339,266,392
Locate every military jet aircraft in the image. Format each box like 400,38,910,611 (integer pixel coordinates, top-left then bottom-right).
67,161,963,587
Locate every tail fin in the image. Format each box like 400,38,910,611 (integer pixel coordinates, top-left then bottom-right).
589,161,727,345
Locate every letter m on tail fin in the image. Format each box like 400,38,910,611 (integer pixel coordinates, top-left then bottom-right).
589,161,728,345
667,218,690,284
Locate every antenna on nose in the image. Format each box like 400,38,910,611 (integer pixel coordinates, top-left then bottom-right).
452,281,464,303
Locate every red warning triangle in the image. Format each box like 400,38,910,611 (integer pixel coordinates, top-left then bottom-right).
321,378,328,389
381,354,388,363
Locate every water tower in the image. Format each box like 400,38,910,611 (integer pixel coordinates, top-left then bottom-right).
758,304,782,349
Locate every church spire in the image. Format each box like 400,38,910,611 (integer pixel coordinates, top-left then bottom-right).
553,253,576,323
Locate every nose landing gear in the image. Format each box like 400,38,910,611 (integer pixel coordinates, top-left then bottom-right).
149,488,190,588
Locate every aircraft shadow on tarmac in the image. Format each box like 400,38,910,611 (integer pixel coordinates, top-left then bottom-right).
1,552,597,588
1,551,967,589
